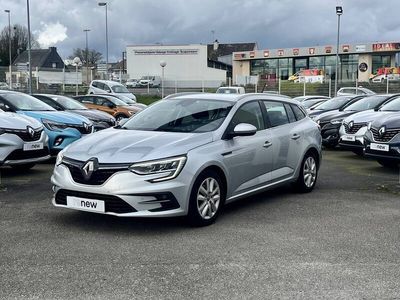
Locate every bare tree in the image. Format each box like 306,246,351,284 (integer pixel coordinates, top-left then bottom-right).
68,48,103,66
0,24,39,66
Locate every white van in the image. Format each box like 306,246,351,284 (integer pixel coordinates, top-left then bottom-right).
138,76,162,87
216,86,245,94
88,80,136,100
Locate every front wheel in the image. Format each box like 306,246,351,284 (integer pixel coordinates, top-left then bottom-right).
187,170,225,226
294,153,318,193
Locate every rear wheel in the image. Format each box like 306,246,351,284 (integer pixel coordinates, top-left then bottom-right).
11,163,36,171
294,152,318,193
187,170,225,226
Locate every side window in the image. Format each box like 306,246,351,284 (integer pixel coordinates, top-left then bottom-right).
230,102,264,131
93,97,105,106
0,99,11,112
263,101,290,127
92,81,99,88
81,97,93,104
291,104,306,121
284,104,296,123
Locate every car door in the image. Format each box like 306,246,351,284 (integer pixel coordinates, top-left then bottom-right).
79,96,98,110
262,101,302,182
222,101,273,197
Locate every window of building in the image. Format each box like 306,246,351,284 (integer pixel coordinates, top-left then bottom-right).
372,55,392,73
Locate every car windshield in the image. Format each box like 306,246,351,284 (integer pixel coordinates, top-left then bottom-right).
303,100,325,109
316,96,352,110
49,95,87,110
380,96,400,111
344,95,387,111
2,93,55,111
111,85,130,93
122,98,233,133
217,88,238,94
111,94,136,104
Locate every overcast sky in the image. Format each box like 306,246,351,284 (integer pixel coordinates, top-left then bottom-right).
1,0,399,62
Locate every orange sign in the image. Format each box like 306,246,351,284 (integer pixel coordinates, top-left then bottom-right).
325,46,332,54
342,45,350,52
373,43,400,51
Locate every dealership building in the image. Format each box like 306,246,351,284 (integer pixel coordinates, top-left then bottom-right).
232,42,400,83
126,42,256,87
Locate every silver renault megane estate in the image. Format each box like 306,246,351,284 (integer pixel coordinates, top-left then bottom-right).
51,93,322,226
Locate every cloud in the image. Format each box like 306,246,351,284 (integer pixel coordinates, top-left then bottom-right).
36,22,68,48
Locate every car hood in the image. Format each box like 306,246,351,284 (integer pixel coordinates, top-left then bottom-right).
117,93,135,100
316,110,357,123
308,109,335,117
18,110,91,125
129,103,147,110
63,128,214,163
370,113,400,130
342,110,390,124
66,109,114,122
0,112,43,130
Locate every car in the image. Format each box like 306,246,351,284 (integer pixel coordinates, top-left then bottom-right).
0,82,10,90
88,80,137,101
262,92,292,99
0,91,93,155
337,87,375,96
125,79,139,88
32,94,116,132
308,95,365,119
216,86,245,94
98,93,148,110
73,94,143,122
0,109,50,170
364,113,400,169
301,99,328,110
339,94,400,155
138,76,161,88
51,93,322,226
293,95,330,102
315,94,396,148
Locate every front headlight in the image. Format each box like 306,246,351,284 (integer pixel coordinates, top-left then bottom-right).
42,119,69,131
56,151,64,166
129,156,187,182
330,118,343,125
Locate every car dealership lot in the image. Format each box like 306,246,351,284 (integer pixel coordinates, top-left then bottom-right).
0,150,399,299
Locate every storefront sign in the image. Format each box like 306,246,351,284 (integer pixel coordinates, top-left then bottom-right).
342,45,350,52
325,46,332,54
249,51,255,58
134,49,199,55
373,43,400,52
234,53,245,59
355,45,366,52
293,48,299,55
263,50,269,57
358,63,368,72
309,48,315,55
277,49,284,56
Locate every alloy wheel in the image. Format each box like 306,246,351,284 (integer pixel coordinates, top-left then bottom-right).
196,177,221,220
303,156,317,188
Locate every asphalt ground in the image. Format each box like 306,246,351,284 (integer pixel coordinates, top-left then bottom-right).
0,150,399,299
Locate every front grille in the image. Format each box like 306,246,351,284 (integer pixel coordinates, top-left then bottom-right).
5,128,43,141
55,189,137,214
63,157,128,185
344,122,366,134
5,148,49,161
68,124,93,134
371,128,400,142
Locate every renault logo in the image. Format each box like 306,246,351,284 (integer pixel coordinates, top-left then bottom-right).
348,121,354,129
378,126,386,137
27,126,35,138
83,122,89,131
81,158,99,180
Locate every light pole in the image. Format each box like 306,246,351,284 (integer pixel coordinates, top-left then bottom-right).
83,29,90,85
4,10,12,89
334,6,343,97
98,2,108,79
160,60,167,98
73,57,82,96
26,0,32,94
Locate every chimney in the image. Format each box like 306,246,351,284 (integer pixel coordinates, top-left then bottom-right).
213,39,219,51
49,46,57,52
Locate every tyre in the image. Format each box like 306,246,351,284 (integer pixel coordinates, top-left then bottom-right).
11,163,36,171
377,159,399,169
294,152,318,193
187,170,225,226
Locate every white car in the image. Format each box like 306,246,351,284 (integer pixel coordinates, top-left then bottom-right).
138,76,161,88
337,87,375,96
125,79,139,88
0,109,50,170
216,86,245,94
88,80,136,101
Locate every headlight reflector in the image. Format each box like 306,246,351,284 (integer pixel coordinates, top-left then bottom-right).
56,151,64,166
42,119,69,131
330,118,343,125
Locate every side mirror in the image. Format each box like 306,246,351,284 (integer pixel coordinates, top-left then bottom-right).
232,123,257,137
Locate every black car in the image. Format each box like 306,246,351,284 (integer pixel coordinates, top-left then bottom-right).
32,94,116,131
301,98,328,109
308,95,364,118
315,94,397,148
364,113,400,169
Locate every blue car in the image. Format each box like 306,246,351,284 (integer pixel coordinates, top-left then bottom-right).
0,91,93,155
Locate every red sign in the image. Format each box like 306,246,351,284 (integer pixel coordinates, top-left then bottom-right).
309,48,315,55
342,45,350,52
325,46,332,54
373,43,400,52
293,48,299,55
249,51,255,58
277,49,284,56
263,50,269,57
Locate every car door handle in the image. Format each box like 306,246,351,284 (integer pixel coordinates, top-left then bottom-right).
263,141,272,148
291,134,301,140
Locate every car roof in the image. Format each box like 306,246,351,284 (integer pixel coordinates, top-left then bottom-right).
92,80,123,86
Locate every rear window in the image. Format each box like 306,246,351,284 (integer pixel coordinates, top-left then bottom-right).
263,101,290,127
291,104,306,120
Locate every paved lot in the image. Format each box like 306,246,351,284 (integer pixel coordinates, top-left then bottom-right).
0,150,399,299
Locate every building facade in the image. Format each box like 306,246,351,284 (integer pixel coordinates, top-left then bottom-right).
232,42,400,83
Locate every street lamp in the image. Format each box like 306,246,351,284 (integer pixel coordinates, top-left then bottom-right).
73,57,82,96
160,60,167,98
26,0,32,94
98,2,108,79
334,6,343,97
83,29,90,85
4,10,12,89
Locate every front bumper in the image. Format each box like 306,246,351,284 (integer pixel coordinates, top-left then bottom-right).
338,126,366,150
51,163,192,217
46,128,82,155
321,123,341,146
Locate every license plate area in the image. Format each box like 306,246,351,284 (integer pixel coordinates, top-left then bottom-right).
23,142,44,151
341,135,356,142
66,196,105,213
370,143,389,152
